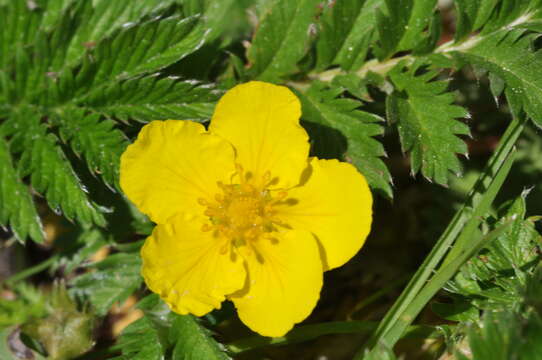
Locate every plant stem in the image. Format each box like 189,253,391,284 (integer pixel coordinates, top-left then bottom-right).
227,321,445,354
357,114,525,355
2,253,60,287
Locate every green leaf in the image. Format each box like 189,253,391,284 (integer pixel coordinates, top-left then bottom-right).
248,0,320,81
396,0,438,51
0,0,43,69
431,299,479,322
57,13,204,102
0,135,44,243
454,0,499,40
79,76,219,122
374,0,438,59
184,0,238,43
55,107,128,189
386,64,470,185
0,283,47,327
315,0,379,71
113,294,170,360
114,295,231,360
446,193,541,308
63,0,178,67
53,228,110,275
296,82,392,198
170,314,231,360
360,343,397,360
115,317,168,360
455,29,542,128
6,108,106,227
70,253,142,316
463,310,542,360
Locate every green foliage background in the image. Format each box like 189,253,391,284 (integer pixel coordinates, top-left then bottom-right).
1,0,542,359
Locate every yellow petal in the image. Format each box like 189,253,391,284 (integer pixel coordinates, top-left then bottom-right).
276,158,373,270
141,214,246,316
230,230,323,337
209,81,309,188
120,120,235,224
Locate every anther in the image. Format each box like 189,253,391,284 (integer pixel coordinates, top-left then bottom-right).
262,171,271,184
219,242,230,254
198,198,208,206
277,191,288,199
201,224,212,232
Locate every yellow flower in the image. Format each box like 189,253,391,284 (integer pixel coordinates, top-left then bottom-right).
120,81,373,337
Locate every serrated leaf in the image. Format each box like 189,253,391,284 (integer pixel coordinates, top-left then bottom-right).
114,295,231,360
0,0,43,68
482,0,542,34
170,314,231,360
248,0,320,81
112,295,170,360
184,0,238,43
431,299,479,322
454,0,499,40
6,108,106,227
114,317,167,360
463,310,542,360
315,0,379,71
69,253,142,316
396,0,437,51
455,29,542,128
446,194,541,308
91,15,205,83
63,0,178,67
296,82,392,199
386,65,470,185
79,76,219,122
0,135,44,243
53,228,109,274
374,0,438,59
55,107,128,189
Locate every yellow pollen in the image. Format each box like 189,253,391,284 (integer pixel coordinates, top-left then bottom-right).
198,164,286,247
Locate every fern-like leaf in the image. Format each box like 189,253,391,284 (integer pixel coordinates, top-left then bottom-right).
374,0,440,59
78,75,218,122
170,314,232,360
55,107,128,190
0,135,44,243
6,107,106,226
315,0,379,71
248,0,320,81
70,253,142,316
455,28,542,128
297,82,392,198
386,64,470,185
0,1,217,240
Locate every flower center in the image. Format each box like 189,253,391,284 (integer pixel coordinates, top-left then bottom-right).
199,165,286,247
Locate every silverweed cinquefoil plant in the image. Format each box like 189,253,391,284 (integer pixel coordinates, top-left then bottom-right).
120,81,373,336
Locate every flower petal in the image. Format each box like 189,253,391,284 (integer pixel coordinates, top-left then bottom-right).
276,158,373,270
120,120,236,224
209,81,309,188
141,214,246,316
230,230,323,337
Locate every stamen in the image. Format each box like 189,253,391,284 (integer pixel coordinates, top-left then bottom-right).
199,170,289,252
219,241,230,255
